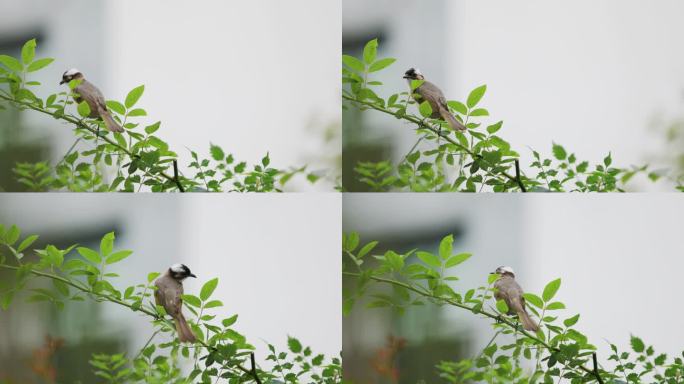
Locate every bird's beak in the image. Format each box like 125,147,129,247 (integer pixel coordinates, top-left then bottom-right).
189,273,197,278
59,79,66,85
402,75,410,79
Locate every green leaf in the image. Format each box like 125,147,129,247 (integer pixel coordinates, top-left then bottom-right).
100,232,115,257
447,101,468,115
203,300,223,309
144,121,161,135
563,314,580,327
363,38,378,65
466,85,487,108
418,101,433,118
486,121,503,134
210,143,225,161
522,293,544,309
125,85,145,108
5,225,20,245
222,314,238,327
344,232,359,252
357,241,378,259
106,250,133,265
200,278,219,301
27,58,54,72
182,294,202,308
630,335,645,353
552,143,567,161
287,336,303,353
0,55,22,72
77,247,101,264
127,108,146,117
77,101,91,118
21,39,36,64
341,55,364,72
496,299,509,313
545,301,566,310
438,235,453,259
416,251,441,268
542,278,561,302
368,58,396,73
147,272,160,282
106,100,126,115
445,253,472,268
603,152,612,167
17,234,39,252
469,108,489,117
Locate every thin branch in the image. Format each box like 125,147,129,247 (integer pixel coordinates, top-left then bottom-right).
343,271,602,380
250,352,262,384
514,159,527,192
173,160,185,192
592,352,604,384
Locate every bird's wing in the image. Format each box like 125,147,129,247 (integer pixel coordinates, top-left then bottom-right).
78,80,108,110
420,81,449,108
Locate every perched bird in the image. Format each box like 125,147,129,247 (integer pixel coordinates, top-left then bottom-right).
60,68,124,132
492,266,539,332
154,264,197,343
403,68,465,131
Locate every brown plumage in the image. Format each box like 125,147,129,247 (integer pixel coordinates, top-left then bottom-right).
154,265,197,343
493,266,539,332
60,69,124,132
403,68,466,131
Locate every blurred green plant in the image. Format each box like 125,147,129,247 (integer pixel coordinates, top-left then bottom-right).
0,224,341,383
0,39,319,192
342,232,684,383
342,38,682,192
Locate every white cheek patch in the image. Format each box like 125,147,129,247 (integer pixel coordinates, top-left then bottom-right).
414,68,423,76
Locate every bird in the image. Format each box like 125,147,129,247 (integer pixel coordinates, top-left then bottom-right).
60,68,124,133
403,68,466,131
492,266,539,332
154,263,197,343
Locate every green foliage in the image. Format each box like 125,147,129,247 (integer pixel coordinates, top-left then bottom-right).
0,223,341,383
342,232,684,382
342,38,677,192
0,38,321,192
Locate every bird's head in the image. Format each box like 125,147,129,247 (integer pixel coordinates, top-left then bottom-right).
60,68,83,85
493,266,515,278
403,67,424,80
169,263,197,281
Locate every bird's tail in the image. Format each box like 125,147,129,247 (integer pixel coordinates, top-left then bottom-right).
100,109,124,132
174,314,197,343
439,106,466,131
517,308,539,332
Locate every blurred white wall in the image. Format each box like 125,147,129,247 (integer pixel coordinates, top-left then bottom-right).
344,0,684,191
0,194,341,368
1,0,341,190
